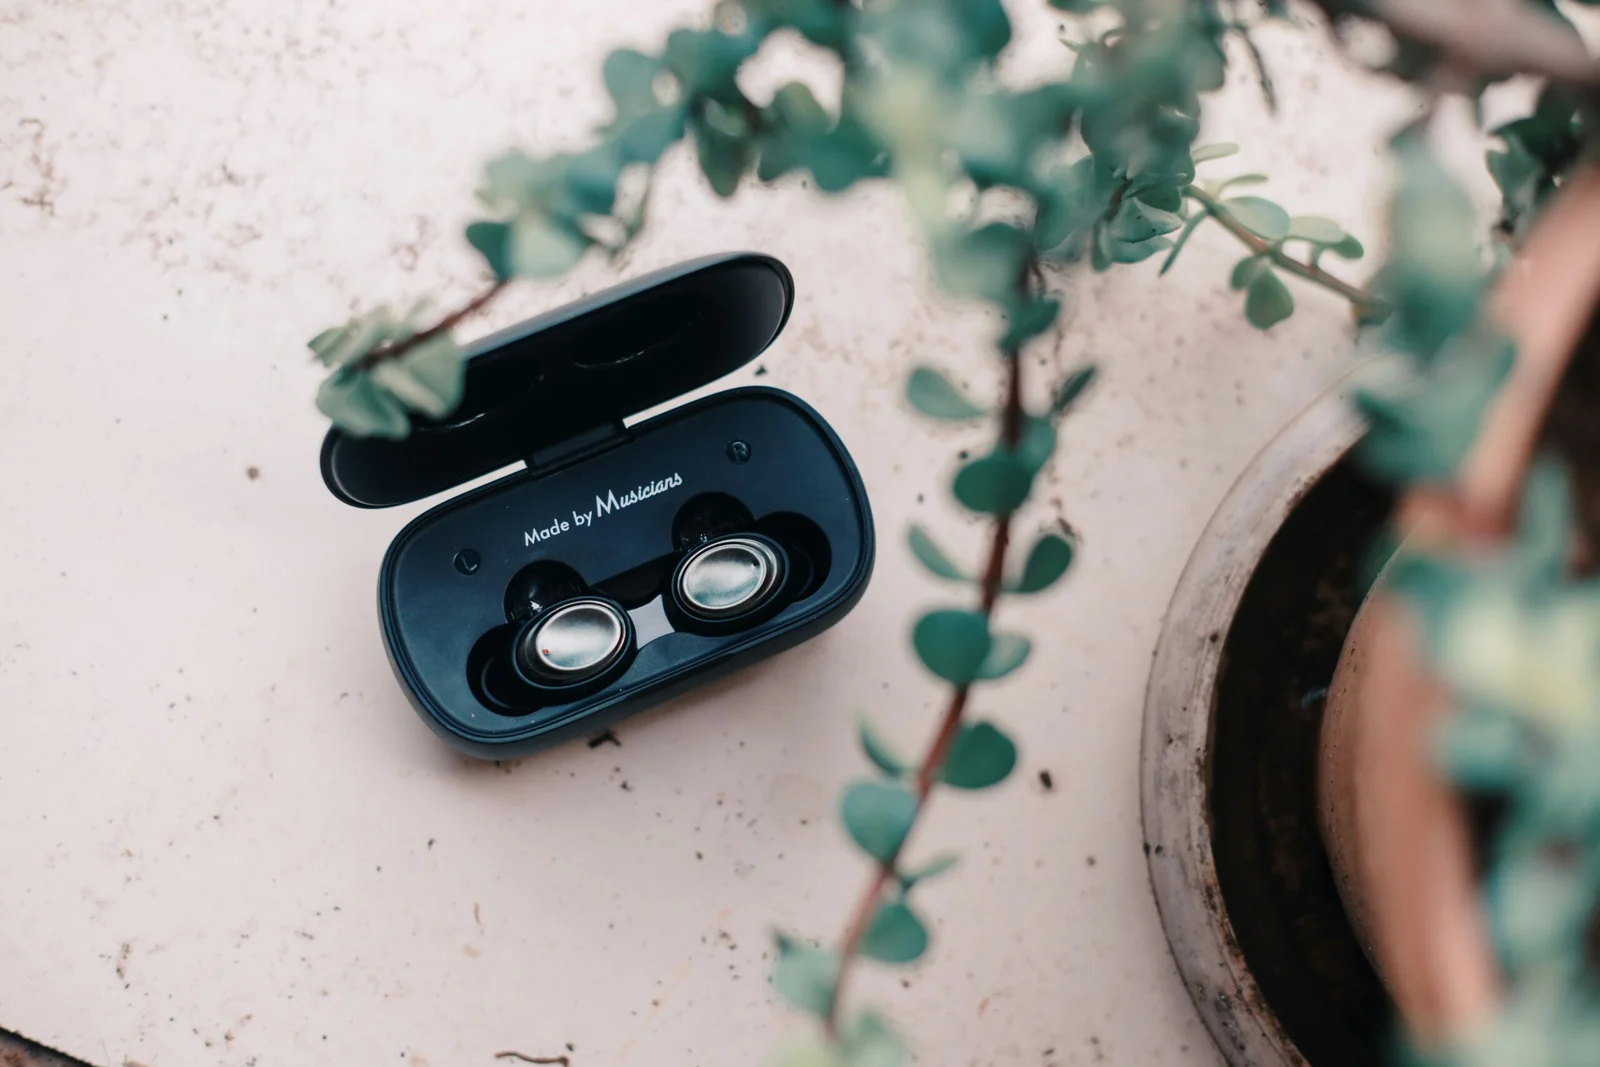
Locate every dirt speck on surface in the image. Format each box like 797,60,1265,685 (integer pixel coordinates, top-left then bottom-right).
245,466,260,480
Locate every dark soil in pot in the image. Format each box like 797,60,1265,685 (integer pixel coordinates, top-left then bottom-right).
1209,455,1396,1065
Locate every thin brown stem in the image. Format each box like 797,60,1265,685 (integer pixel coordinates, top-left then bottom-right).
1186,187,1384,315
356,280,508,370
823,352,1023,1036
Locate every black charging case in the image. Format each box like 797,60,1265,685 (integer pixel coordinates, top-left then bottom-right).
320,253,875,758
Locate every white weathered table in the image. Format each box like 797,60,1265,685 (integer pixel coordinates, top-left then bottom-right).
0,3,1431,1065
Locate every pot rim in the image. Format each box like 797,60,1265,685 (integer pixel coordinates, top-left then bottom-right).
1140,373,1367,1067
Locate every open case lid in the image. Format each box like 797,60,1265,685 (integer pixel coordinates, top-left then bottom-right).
320,252,795,508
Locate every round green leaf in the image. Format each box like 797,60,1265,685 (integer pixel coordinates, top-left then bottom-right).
907,524,968,581
602,48,662,115
906,367,985,420
1286,214,1346,245
999,296,1060,351
1110,235,1173,264
934,223,1032,302
953,452,1033,515
776,1036,844,1067
1016,416,1056,473
839,1011,908,1067
616,105,687,164
1245,269,1295,329
858,715,909,777
663,27,754,96
465,221,514,282
1111,198,1182,244
1010,532,1074,593
1329,234,1365,260
1160,212,1207,276
841,780,918,863
1191,142,1239,164
511,213,589,277
691,116,754,198
941,721,1017,789
772,934,837,1017
912,609,992,684
1224,196,1290,241
316,369,410,440
1137,184,1183,213
1230,255,1269,291
1051,365,1097,413
859,901,928,964
369,334,464,419
806,114,882,192
1216,173,1267,193
898,852,959,890
975,631,1031,680
308,324,356,366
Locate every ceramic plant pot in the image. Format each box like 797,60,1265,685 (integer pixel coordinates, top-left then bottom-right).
1317,166,1600,1045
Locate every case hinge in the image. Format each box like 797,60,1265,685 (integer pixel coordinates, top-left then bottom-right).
525,420,630,475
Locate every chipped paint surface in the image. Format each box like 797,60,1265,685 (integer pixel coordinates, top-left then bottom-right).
0,2,1449,1065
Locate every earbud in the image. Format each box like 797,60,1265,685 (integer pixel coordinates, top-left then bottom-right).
504,561,635,692
667,532,792,634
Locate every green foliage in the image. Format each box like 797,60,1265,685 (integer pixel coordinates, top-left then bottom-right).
907,524,969,581
906,367,986,420
1375,135,1488,363
1016,416,1057,473
975,631,1031,680
860,901,929,963
1051,365,1097,413
1385,465,1600,1063
940,721,1017,789
1191,142,1238,163
1244,268,1294,329
933,223,1033,303
953,451,1034,515
859,715,911,778
1355,331,1514,483
312,309,465,439
897,853,959,890
1229,255,1269,290
773,935,838,1017
1487,85,1586,238
1010,532,1075,593
837,1012,909,1067
1224,196,1290,241
912,609,992,684
841,780,919,864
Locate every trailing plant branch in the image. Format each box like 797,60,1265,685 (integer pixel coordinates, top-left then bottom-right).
356,281,508,371
1185,186,1383,315
823,354,1023,1037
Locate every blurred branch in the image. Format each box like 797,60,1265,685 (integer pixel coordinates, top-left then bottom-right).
1317,0,1600,86
1187,186,1385,314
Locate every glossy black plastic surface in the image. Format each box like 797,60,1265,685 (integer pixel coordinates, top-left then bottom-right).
321,254,793,508
380,388,872,757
